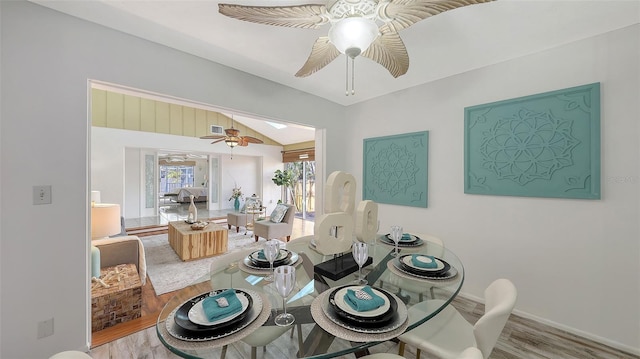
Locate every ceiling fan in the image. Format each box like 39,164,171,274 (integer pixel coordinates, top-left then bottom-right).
218,0,493,94
199,117,264,148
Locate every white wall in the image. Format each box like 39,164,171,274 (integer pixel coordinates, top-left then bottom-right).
92,127,283,217
193,158,208,188
221,155,262,210
343,25,639,353
0,2,340,358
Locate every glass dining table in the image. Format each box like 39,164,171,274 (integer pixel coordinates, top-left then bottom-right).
156,233,465,358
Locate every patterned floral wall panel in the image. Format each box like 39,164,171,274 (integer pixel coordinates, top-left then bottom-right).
363,131,429,208
464,83,601,199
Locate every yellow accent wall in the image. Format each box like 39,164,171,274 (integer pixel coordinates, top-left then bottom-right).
91,88,282,146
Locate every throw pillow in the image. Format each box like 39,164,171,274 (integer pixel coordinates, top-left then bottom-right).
270,204,289,223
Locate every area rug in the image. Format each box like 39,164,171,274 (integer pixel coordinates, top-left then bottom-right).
142,231,261,295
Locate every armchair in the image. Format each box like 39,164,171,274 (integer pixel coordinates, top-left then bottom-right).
93,235,147,285
253,204,295,242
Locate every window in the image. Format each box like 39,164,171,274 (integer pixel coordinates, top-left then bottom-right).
159,165,195,195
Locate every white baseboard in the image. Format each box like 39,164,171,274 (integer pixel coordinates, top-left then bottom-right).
455,292,640,356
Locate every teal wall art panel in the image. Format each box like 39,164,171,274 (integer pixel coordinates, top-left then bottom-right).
464,83,601,199
363,131,429,207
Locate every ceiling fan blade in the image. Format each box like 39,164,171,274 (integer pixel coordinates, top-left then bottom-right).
241,136,264,144
361,27,409,78
295,36,341,77
379,0,494,32
211,138,226,144
238,138,249,146
218,3,330,29
200,134,225,139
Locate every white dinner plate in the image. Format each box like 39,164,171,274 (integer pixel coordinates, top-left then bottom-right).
401,255,445,272
333,286,391,318
188,293,250,326
249,249,289,263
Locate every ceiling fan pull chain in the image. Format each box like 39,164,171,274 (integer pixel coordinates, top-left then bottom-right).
351,56,355,96
345,55,349,96
345,55,356,96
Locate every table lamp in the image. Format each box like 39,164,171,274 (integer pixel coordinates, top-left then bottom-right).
91,203,121,278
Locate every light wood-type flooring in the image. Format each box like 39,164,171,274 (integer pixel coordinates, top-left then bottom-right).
89,216,638,358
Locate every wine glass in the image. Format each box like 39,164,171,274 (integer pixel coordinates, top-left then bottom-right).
263,240,279,282
274,265,296,326
352,242,368,285
390,225,403,257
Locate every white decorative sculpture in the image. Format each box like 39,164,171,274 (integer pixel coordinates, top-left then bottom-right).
313,171,358,255
355,200,378,243
313,212,354,256
187,195,198,223
324,171,357,215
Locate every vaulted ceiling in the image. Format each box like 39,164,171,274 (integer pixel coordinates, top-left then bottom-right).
33,0,639,145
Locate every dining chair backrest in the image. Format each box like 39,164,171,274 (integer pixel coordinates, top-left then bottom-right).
210,247,256,289
473,278,517,358
412,232,445,258
457,347,483,359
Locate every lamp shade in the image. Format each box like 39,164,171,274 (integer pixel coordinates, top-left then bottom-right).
91,203,121,239
328,17,379,57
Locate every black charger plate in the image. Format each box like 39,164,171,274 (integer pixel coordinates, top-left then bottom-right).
174,289,253,333
397,254,451,277
248,249,292,268
381,234,424,247
328,285,397,325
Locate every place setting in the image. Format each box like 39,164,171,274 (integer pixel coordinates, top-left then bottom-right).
387,252,459,282
378,225,425,253
162,286,271,349
310,282,408,342
239,239,302,277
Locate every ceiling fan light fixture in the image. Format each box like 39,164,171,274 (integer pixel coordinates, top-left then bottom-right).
225,136,240,148
328,17,379,57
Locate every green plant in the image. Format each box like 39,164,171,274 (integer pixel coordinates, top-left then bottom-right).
272,169,294,203
272,169,293,187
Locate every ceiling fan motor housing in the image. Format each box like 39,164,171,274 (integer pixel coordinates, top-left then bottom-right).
328,0,378,20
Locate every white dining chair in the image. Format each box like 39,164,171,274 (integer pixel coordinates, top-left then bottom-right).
358,354,405,359
359,347,482,359
210,248,256,290
215,247,303,359
48,351,92,359
457,347,484,359
240,324,302,359
398,278,517,359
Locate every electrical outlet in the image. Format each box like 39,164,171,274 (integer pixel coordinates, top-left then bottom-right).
33,185,52,205
37,318,54,339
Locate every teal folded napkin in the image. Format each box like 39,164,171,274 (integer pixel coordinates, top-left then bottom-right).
202,289,242,322
400,233,413,241
411,254,438,268
344,286,386,312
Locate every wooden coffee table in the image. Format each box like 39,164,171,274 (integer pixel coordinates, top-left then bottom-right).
167,221,228,261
